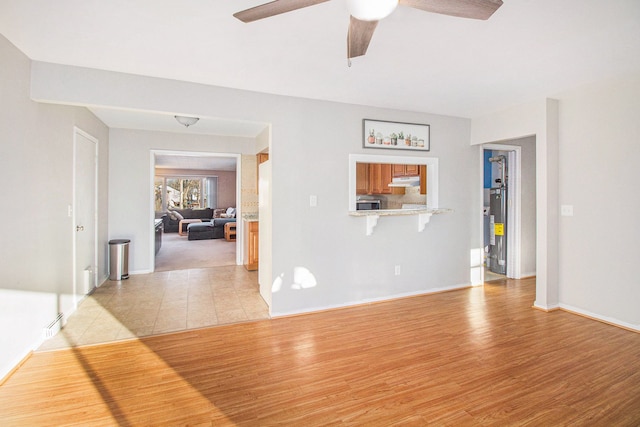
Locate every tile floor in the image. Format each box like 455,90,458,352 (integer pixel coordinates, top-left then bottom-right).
484,265,507,282
38,265,269,351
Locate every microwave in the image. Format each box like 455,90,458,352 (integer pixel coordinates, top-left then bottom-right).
356,200,381,210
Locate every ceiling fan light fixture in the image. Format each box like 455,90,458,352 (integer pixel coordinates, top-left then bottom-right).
346,0,398,21
174,115,199,128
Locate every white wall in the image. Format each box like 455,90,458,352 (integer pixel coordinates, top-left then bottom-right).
109,129,256,273
0,35,109,380
32,63,478,318
256,126,270,154
555,73,640,329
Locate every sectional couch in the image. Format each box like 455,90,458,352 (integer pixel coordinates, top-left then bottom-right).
158,207,236,236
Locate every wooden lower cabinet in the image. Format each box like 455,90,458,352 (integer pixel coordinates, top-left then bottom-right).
244,220,259,271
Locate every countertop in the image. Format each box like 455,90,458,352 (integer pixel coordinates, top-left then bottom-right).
242,213,259,222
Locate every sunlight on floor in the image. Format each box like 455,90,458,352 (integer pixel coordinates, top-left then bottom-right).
38,266,268,351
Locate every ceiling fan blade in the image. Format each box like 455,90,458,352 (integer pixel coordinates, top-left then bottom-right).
399,0,503,20
347,16,379,59
234,0,330,23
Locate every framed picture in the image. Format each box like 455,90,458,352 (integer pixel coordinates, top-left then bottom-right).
362,119,430,151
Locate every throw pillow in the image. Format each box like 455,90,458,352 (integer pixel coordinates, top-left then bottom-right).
226,207,236,218
173,211,184,221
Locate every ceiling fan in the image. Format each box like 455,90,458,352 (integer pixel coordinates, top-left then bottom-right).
234,0,503,59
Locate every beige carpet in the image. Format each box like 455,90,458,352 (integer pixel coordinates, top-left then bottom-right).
154,232,237,272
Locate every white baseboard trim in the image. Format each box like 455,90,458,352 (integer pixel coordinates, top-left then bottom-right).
559,303,639,333
519,271,537,279
532,302,560,312
271,282,472,318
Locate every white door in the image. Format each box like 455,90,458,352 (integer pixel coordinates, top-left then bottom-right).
74,129,97,300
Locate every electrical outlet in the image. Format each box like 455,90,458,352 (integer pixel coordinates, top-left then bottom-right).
561,205,573,216
395,265,401,276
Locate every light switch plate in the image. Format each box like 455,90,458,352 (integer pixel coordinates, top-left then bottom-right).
309,195,317,207
561,205,573,216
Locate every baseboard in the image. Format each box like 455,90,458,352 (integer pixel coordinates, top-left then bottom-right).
271,282,472,318
129,269,152,275
519,272,536,279
559,303,639,333
532,303,560,312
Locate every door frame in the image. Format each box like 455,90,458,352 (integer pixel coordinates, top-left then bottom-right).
72,127,99,306
149,150,243,271
481,143,522,280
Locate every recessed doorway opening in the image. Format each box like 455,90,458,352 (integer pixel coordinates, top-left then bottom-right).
151,151,242,272
481,137,537,283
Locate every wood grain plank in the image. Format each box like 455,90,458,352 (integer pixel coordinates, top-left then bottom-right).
1,278,639,425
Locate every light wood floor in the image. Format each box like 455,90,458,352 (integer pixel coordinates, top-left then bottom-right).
2,278,639,426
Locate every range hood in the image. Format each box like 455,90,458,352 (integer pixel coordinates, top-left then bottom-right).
388,176,420,187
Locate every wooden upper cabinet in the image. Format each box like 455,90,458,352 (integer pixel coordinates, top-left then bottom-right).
370,163,392,195
392,164,420,177
405,164,419,176
380,164,392,194
257,152,269,164
357,163,392,195
356,163,369,195
392,164,405,177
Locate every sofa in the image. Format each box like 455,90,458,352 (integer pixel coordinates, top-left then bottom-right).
187,218,236,240
159,207,236,233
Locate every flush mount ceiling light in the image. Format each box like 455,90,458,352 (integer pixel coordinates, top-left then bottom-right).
174,115,199,128
346,0,398,21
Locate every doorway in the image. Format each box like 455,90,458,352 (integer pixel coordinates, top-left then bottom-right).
481,137,537,282
150,151,243,272
73,128,98,304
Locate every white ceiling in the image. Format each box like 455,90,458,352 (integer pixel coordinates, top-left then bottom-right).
1,0,639,133
88,107,269,138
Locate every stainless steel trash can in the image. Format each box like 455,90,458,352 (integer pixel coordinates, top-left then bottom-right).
109,239,130,280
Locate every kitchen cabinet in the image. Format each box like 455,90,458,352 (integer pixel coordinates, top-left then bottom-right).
244,220,259,271
257,152,269,164
420,165,427,195
256,152,269,192
369,163,392,194
356,162,369,195
393,164,420,177
356,163,392,195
